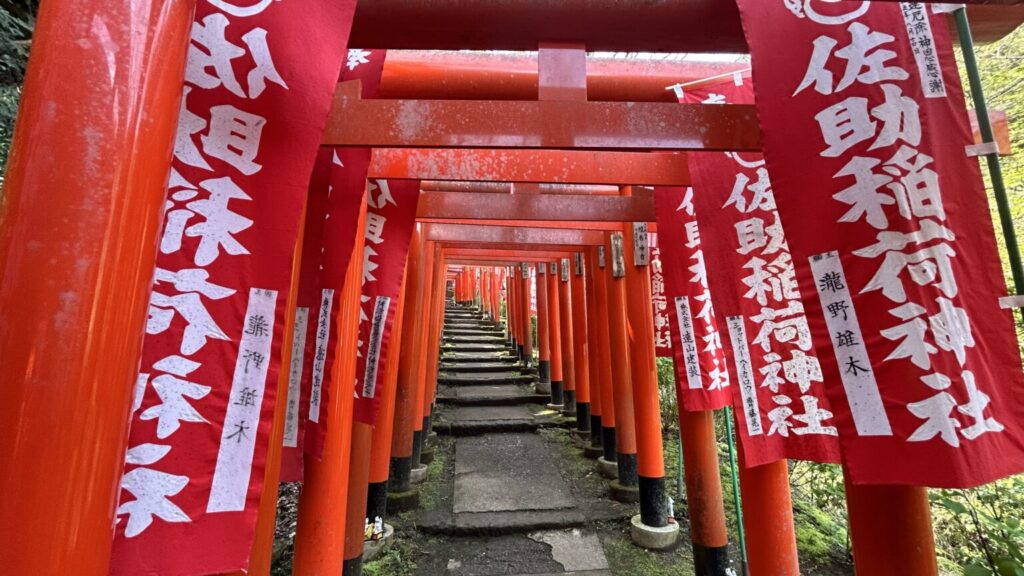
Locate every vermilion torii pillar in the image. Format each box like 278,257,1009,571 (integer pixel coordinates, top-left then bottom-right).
410,242,437,475
518,262,534,366
0,2,194,573
505,266,515,348
491,268,502,322
414,242,445,471
678,409,730,573
584,247,606,456
389,230,425,502
621,189,673,540
604,231,640,499
739,452,800,575
293,201,368,575
546,262,565,407
557,258,577,415
481,268,491,319
343,275,409,576
366,278,408,534
509,264,520,352
424,244,447,438
536,263,553,394
592,246,619,466
570,253,593,434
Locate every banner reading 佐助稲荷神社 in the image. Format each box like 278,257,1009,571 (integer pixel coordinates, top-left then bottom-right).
735,0,1024,486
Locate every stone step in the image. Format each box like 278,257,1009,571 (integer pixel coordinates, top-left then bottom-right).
444,335,508,344
437,371,536,386
442,343,510,353
438,361,526,373
443,328,505,337
437,384,549,406
420,433,583,536
441,352,518,363
435,406,561,436
411,532,611,575
444,321,495,328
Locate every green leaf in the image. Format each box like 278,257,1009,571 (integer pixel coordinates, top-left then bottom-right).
939,497,969,516
965,562,994,576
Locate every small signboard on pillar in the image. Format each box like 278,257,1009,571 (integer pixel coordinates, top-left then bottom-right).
560,259,570,282
520,262,529,279
549,262,557,275
633,222,650,267
610,232,626,278
598,246,606,269
537,262,546,275
574,253,584,276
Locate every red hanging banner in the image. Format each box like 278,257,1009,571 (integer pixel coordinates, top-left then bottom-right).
280,149,334,483
111,2,357,575
296,49,388,463
735,1,1024,486
681,77,842,466
648,236,675,358
652,190,732,411
353,181,421,424
303,149,370,459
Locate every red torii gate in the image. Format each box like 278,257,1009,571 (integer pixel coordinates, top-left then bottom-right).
0,1,1018,575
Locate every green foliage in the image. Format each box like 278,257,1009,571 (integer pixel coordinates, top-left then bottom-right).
959,25,1024,341
531,315,538,360
602,533,697,576
0,1,35,179
930,477,1024,576
656,356,677,430
363,545,417,576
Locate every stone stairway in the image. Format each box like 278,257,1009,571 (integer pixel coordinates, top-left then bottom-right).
436,302,550,434
418,301,614,576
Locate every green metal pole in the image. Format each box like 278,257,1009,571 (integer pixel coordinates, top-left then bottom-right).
955,8,1024,325
724,407,748,567
677,428,685,500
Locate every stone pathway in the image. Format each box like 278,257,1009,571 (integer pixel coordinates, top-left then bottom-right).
421,301,613,575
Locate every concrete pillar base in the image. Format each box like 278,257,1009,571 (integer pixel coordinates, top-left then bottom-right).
583,445,604,459
630,515,680,550
597,457,618,479
610,480,641,503
410,464,429,484
421,445,435,465
386,489,420,513
535,380,552,395
573,429,591,441
546,403,564,411
362,523,395,563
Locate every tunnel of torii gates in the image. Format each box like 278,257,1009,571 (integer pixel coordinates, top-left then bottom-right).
2,1,1024,576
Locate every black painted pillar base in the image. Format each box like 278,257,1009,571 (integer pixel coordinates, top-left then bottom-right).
389,455,412,493
576,402,591,432
538,360,551,384
638,475,670,528
617,452,639,486
590,414,603,446
411,429,424,467
602,427,617,461
693,543,730,576
342,556,363,576
516,343,525,362
423,415,433,440
550,380,564,406
562,390,577,415
366,481,389,527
